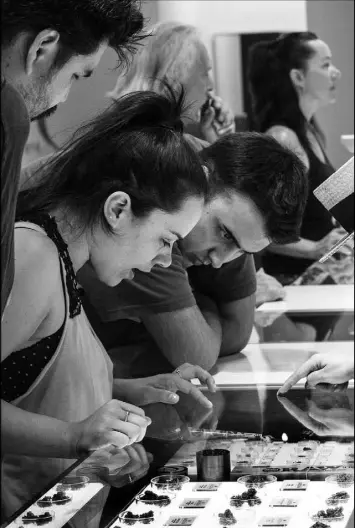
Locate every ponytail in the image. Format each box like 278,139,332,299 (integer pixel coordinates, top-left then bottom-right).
17,86,208,232
248,32,323,153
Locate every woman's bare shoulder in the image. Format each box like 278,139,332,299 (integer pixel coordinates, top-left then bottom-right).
266,125,309,169
2,228,62,359
14,227,60,281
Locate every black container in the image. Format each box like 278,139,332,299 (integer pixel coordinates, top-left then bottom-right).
196,449,231,481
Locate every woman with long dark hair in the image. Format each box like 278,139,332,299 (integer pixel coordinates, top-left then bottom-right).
249,32,346,284
1,89,216,518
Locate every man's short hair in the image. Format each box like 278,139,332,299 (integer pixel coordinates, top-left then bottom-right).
201,132,308,244
2,0,144,67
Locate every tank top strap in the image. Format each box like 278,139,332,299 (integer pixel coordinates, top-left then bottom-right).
16,213,82,318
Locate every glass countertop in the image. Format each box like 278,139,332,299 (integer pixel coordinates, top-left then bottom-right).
3,387,354,528
2,283,354,528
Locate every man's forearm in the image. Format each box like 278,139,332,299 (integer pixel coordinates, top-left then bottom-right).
219,318,252,356
112,378,130,401
142,303,222,372
218,294,256,356
197,293,255,357
267,238,315,259
195,293,223,340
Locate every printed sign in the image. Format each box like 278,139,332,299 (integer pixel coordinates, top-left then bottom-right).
179,498,210,509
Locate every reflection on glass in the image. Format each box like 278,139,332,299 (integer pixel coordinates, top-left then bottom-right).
278,390,354,438
255,311,354,343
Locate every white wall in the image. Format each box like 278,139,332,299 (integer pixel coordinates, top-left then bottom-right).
156,0,307,55
156,1,307,34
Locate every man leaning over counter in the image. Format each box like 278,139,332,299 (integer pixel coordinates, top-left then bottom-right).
77,132,307,376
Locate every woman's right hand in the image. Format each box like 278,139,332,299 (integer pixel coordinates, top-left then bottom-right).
311,229,353,260
70,400,152,456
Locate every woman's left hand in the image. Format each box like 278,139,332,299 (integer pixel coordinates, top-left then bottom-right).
122,363,217,408
200,94,235,143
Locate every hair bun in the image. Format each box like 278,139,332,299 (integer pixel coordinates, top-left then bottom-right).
110,84,185,134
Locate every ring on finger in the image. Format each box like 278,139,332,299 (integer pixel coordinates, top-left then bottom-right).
173,368,183,379
124,411,130,422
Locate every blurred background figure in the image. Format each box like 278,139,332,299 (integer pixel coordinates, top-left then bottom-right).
248,32,352,287
107,21,235,145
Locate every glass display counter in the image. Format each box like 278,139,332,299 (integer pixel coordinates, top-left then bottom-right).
2,284,354,528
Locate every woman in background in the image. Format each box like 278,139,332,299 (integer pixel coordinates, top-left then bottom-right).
249,32,346,285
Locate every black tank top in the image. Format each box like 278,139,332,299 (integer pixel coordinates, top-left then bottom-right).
263,136,335,277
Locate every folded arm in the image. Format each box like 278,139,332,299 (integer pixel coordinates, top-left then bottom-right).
142,304,222,371
218,294,255,356
141,292,255,370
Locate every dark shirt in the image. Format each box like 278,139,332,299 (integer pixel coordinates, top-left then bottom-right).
263,144,335,278
1,81,30,315
78,246,256,351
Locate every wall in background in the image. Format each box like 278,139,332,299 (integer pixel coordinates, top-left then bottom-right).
31,0,307,154
306,0,354,169
156,1,307,48
24,0,353,171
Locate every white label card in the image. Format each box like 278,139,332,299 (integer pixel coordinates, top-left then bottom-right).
270,497,300,508
258,516,291,526
164,516,197,526
179,498,210,509
281,480,309,491
193,483,221,492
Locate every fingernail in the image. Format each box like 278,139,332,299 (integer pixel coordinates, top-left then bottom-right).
168,393,179,403
145,417,152,425
205,400,213,408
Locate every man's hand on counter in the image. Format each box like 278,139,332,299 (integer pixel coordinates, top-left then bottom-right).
114,363,216,409
278,351,354,394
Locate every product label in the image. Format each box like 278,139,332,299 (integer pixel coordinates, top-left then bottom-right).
281,480,309,491
193,483,221,492
164,516,197,526
179,498,210,509
258,516,291,526
270,497,300,507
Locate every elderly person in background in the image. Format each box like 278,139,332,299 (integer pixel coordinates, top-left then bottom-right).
107,21,235,145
